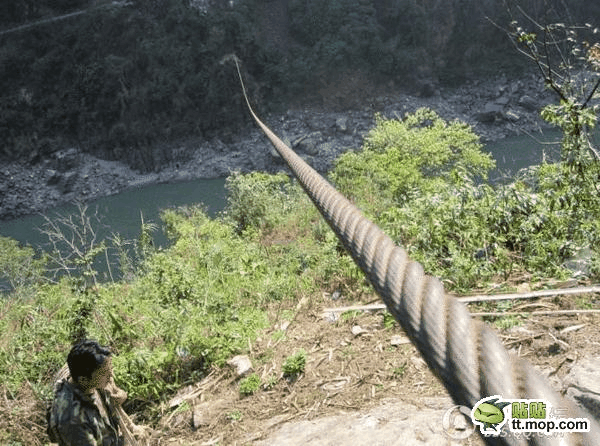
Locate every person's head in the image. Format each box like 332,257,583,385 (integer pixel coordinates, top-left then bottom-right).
67,340,112,392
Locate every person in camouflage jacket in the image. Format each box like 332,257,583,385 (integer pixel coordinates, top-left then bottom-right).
47,340,126,446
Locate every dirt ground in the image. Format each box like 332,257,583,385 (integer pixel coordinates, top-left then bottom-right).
3,283,598,445
146,284,600,446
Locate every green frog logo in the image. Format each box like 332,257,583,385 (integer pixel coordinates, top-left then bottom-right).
472,396,511,433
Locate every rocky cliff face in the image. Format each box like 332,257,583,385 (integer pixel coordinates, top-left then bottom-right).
0,0,595,200
0,73,552,221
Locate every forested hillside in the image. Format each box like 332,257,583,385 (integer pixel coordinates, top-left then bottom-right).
1,107,599,443
1,0,599,170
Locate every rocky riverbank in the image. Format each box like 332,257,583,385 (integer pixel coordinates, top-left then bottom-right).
0,74,554,221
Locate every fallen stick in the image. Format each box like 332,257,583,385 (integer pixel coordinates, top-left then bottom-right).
323,305,600,318
470,309,600,317
457,285,600,303
322,285,600,315
323,303,387,314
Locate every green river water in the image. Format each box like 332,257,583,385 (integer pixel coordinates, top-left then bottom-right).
0,130,564,289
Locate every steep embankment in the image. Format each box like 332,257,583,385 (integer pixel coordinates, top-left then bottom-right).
0,73,552,221
4,0,586,172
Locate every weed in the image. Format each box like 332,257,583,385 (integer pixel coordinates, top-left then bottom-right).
0,236,46,291
263,375,279,390
172,401,191,415
340,310,360,323
225,172,299,234
382,312,396,329
493,315,522,330
575,297,594,310
239,373,261,396
341,345,354,359
271,330,286,342
282,349,307,377
257,348,275,365
227,410,243,422
281,309,295,321
392,363,407,378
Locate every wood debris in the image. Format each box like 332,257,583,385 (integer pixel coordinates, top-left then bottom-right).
322,284,600,317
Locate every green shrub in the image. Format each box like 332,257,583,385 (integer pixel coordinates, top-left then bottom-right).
331,108,494,211
282,349,306,377
330,108,599,290
0,236,46,291
239,373,261,396
224,171,305,234
0,280,74,395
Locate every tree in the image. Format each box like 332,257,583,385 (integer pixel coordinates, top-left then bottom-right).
497,6,600,282
504,8,600,177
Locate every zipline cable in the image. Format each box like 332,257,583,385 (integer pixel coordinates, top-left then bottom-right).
230,55,600,446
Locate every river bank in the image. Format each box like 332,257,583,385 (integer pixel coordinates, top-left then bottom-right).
0,74,554,221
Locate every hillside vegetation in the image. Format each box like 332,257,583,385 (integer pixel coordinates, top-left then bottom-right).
2,0,599,170
1,109,599,443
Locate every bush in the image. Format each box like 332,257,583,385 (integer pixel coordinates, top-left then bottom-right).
0,236,46,291
282,349,306,377
239,373,261,396
331,109,600,290
331,108,494,211
224,171,312,235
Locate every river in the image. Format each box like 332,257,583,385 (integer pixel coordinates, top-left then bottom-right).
0,177,227,256
0,131,562,265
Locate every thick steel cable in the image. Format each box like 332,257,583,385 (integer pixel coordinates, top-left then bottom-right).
233,58,600,445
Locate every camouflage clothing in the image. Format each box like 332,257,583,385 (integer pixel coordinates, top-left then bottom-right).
48,377,123,446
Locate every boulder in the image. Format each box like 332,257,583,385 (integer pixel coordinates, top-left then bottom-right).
335,116,349,133
192,401,213,428
505,110,520,122
192,399,230,429
495,96,510,106
518,95,539,112
316,141,336,158
53,148,80,172
293,132,323,155
47,169,61,185
390,335,410,346
510,80,523,94
59,171,78,194
563,357,600,420
351,325,365,336
269,146,281,160
475,103,504,123
227,355,253,377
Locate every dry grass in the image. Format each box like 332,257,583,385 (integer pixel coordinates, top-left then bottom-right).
3,281,599,445
1,380,48,445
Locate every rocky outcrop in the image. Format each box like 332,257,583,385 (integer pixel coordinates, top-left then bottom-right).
0,74,553,221
563,357,600,421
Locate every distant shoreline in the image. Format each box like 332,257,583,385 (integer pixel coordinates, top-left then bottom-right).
0,74,553,222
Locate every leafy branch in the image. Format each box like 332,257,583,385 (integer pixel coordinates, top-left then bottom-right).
501,8,600,165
